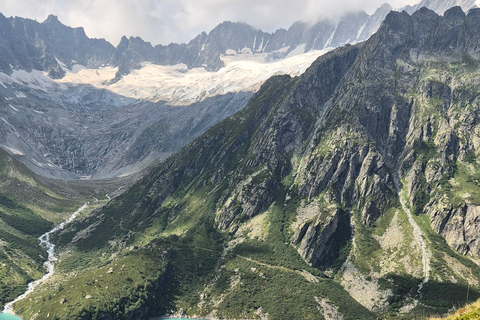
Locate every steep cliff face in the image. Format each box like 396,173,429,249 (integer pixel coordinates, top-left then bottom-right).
13,6,480,320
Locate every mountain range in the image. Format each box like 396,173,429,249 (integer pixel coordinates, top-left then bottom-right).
7,4,480,320
2,0,480,319
0,0,478,181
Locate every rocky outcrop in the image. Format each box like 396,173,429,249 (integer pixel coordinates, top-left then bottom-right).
293,205,350,270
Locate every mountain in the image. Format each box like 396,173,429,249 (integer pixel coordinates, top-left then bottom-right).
2,0,477,80
108,0,480,77
0,45,323,179
0,14,114,79
11,6,480,320
0,0,478,181
403,0,478,14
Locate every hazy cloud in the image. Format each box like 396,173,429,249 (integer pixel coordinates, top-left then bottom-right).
1,0,420,46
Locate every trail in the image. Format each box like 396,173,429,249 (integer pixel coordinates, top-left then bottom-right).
392,173,430,293
238,255,320,283
2,203,88,314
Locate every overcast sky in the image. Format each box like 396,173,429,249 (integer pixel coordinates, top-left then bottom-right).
1,0,420,46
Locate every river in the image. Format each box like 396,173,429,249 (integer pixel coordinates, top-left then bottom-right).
1,203,88,316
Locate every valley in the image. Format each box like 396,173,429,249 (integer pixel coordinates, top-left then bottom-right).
2,1,480,320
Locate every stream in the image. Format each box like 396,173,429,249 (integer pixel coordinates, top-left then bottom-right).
392,173,430,293
2,203,88,315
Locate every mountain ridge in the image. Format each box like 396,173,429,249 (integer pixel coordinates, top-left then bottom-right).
1,0,478,80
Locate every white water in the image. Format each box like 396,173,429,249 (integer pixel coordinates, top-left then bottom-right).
393,174,430,293
2,203,88,314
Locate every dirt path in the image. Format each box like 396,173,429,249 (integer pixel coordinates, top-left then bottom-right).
238,255,320,283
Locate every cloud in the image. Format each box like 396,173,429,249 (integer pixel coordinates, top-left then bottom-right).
0,0,420,46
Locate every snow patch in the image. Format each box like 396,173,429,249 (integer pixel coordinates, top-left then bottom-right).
258,38,264,52
11,69,60,92
9,105,18,112
71,64,87,73
0,49,330,106
286,44,307,57
31,158,45,168
60,65,117,84
275,46,291,53
240,47,253,55
3,146,24,156
15,91,26,98
55,58,68,70
324,25,338,49
357,21,367,40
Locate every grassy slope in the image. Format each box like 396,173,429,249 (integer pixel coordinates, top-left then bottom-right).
431,299,480,320
0,148,125,309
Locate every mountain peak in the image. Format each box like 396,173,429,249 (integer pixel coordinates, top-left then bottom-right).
43,14,60,24
210,21,259,34
467,6,480,17
381,9,412,31
444,6,466,21
379,2,393,10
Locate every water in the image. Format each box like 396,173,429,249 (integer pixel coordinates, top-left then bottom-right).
2,203,88,314
0,314,22,320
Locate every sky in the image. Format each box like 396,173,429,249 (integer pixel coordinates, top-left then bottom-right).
1,0,420,46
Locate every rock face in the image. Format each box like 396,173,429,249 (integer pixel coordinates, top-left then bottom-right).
0,14,114,78
403,0,478,15
0,82,252,178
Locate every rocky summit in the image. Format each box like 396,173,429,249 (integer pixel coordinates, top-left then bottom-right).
3,1,480,320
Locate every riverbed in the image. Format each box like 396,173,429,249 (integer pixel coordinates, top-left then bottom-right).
2,203,88,315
